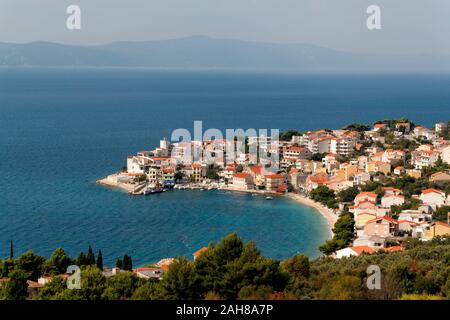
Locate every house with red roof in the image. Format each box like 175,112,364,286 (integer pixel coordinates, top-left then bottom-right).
334,246,375,259
419,188,447,207
265,174,286,192
232,172,254,190
354,192,378,205
424,221,450,240
364,216,399,238
193,247,208,260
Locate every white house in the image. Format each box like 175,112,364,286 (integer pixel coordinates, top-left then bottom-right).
419,188,447,207
334,246,375,259
381,194,405,208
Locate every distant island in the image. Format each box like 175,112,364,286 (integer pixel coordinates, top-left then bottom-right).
1,36,449,70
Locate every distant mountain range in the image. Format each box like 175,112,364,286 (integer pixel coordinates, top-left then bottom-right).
0,36,448,70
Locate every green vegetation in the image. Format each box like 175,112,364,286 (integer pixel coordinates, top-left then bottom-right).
309,185,338,209
319,210,355,255
342,123,370,132
279,130,302,141
206,168,220,180
0,234,449,300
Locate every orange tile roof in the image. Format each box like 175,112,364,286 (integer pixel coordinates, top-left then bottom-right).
249,166,263,175
384,246,405,253
355,192,378,199
421,188,444,195
367,216,398,224
434,221,450,229
193,247,208,257
265,174,284,179
234,172,250,179
351,246,375,255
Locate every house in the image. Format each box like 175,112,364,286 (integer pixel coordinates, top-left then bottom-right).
394,166,405,175
430,172,450,184
232,172,254,190
364,216,398,238
373,123,387,132
334,246,375,259
134,267,164,280
424,221,450,239
37,274,69,285
381,194,405,208
383,187,402,196
155,258,175,272
441,145,450,165
305,173,329,191
383,246,405,253
193,247,208,260
354,192,378,205
355,212,377,229
223,165,236,181
27,280,44,298
435,122,448,134
247,165,266,187
412,148,439,170
334,164,358,181
366,161,391,175
414,126,438,141
395,122,411,133
353,235,386,250
190,163,205,182
420,188,447,207
406,169,422,179
353,171,371,185
283,146,311,159
102,267,124,278
398,220,417,234
382,149,405,164
265,174,287,192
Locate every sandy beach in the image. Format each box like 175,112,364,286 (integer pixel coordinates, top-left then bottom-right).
286,193,338,235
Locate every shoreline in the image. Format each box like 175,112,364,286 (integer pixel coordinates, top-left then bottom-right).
286,193,337,236
97,174,336,236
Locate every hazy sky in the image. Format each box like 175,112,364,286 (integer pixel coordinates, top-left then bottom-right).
0,0,448,54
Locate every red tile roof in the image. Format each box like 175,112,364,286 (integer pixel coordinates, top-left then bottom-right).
265,174,284,179
193,247,208,257
421,188,444,195
234,172,250,179
351,246,375,255
384,246,405,253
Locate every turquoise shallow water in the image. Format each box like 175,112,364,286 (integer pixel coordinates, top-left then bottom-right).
1,68,450,265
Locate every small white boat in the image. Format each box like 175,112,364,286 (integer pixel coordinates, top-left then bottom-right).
265,196,274,200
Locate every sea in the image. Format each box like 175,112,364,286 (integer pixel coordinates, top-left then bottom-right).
1,68,450,265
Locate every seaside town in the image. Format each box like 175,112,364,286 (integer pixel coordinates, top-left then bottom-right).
2,118,450,300
99,118,450,261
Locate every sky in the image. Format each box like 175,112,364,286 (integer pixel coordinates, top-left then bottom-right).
0,0,448,55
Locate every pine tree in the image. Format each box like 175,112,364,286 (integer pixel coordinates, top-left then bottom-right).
76,252,87,266
96,250,103,270
9,240,13,260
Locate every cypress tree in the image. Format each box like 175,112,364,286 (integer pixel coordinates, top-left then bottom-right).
9,240,13,260
116,258,123,269
87,245,96,265
96,250,103,270
122,255,133,271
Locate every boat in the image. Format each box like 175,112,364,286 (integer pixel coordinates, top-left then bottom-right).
265,196,274,200
143,183,163,195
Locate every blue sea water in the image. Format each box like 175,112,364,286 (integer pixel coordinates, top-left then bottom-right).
1,68,450,265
